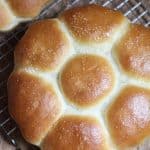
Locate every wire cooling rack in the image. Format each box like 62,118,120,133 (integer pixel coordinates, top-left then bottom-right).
0,0,150,149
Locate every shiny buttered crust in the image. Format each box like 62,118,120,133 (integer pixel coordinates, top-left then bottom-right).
42,116,109,150
0,0,52,31
7,4,150,150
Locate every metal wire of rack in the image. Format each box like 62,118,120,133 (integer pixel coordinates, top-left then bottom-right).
0,0,149,149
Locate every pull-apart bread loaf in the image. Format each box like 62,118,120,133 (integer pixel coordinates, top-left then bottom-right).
0,0,52,31
7,4,150,150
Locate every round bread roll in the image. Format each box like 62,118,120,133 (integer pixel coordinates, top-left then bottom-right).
7,4,150,150
0,0,52,31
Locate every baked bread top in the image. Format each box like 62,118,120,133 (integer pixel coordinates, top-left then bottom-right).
7,4,150,150
0,0,52,31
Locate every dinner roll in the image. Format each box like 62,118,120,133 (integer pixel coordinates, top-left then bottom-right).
8,4,150,150
0,0,52,31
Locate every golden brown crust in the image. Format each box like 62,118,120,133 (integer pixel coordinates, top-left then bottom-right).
60,54,115,107
107,86,150,148
15,19,70,71
8,0,51,18
0,1,13,29
60,4,127,43
7,71,62,145
114,24,150,81
42,115,108,150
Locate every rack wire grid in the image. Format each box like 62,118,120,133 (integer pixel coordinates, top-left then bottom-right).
0,0,150,149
